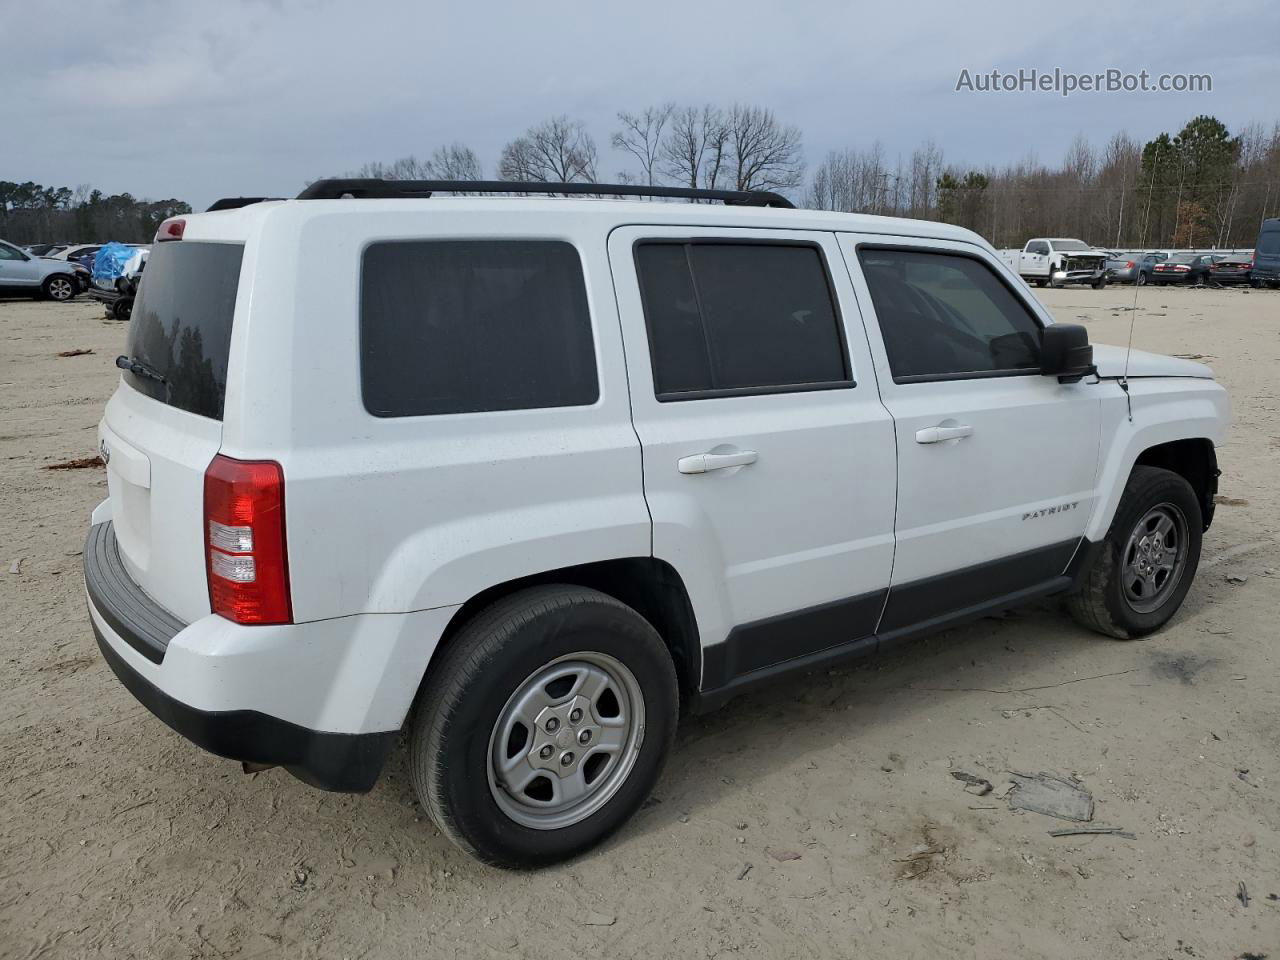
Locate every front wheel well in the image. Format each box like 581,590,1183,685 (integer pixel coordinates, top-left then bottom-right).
428,558,701,700
1133,438,1219,530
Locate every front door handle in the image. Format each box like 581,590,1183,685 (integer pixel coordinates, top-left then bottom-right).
915,424,973,444
678,450,758,474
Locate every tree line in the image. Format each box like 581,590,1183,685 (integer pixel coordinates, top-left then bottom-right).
342,107,1279,249
6,108,1277,250
0,182,191,246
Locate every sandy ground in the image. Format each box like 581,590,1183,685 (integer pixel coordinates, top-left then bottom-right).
1,285,1277,960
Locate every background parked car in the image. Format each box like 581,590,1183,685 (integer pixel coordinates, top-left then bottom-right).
23,242,70,257
0,238,83,301
1254,218,1280,288
1150,253,1216,285
53,244,104,270
1105,251,1167,285
1208,255,1255,286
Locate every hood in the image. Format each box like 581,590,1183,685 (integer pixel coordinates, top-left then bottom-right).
1090,343,1214,379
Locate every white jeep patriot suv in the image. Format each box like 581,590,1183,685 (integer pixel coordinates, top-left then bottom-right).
85,180,1229,867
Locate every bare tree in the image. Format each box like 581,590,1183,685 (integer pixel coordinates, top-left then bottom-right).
426,143,483,180
659,105,730,190
612,104,674,185
725,104,804,193
498,116,598,183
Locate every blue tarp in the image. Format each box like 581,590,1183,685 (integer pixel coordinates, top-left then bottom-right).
91,243,139,284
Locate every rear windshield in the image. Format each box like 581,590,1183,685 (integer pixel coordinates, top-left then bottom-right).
122,241,244,420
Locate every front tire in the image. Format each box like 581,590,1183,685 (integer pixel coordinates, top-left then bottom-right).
1067,466,1202,639
1136,271,1147,286
410,586,679,868
42,275,76,302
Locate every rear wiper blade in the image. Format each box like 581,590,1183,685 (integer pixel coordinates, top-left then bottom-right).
115,355,166,384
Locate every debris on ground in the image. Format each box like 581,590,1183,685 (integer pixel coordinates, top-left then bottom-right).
1007,771,1095,822
56,348,94,357
950,771,994,796
1236,768,1258,787
736,863,753,880
580,912,616,926
1047,826,1135,839
8,558,23,575
767,848,802,862
44,456,105,471
1238,881,1250,908
1225,573,1249,585
1214,496,1249,506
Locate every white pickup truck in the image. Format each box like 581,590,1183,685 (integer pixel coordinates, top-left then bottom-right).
999,238,1109,288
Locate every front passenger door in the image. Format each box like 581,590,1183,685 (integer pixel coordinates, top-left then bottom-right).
839,236,1102,634
0,242,40,287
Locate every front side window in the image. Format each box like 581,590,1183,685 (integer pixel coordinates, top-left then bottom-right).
360,240,598,417
635,241,850,400
1027,242,1050,255
859,248,1043,382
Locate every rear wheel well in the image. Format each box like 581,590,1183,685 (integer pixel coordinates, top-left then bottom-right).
1133,438,1219,530
430,559,701,700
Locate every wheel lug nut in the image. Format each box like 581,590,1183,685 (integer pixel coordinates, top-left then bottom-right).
539,745,553,760
569,708,583,724
560,752,574,766
545,717,559,733
578,729,592,745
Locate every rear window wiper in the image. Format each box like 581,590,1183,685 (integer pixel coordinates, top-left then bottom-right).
115,355,167,384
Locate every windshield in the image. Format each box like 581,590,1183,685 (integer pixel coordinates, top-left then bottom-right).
122,241,244,420
1051,240,1092,252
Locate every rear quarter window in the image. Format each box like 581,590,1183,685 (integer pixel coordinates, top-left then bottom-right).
359,240,598,417
123,241,244,420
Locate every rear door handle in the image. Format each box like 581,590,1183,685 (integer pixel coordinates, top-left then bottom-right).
678,450,758,474
915,424,973,444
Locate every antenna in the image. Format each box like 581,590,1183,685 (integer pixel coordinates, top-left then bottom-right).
1123,140,1162,422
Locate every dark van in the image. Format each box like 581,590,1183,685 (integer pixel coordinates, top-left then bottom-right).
1254,218,1280,287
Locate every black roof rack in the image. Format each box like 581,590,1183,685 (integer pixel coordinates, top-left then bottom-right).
206,197,284,212
295,179,794,208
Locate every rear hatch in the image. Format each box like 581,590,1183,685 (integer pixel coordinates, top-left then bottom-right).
99,238,245,624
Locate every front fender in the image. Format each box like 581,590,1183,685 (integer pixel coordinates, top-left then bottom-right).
1086,378,1230,542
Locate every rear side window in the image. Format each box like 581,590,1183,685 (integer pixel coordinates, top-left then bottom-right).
124,241,244,420
859,248,1042,382
361,240,598,417
1258,228,1280,256
635,241,850,400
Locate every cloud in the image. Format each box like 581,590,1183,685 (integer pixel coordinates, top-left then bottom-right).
3,0,1277,212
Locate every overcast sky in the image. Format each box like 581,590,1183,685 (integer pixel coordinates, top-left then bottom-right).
5,0,1278,211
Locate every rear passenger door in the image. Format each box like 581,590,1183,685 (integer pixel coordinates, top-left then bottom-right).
838,235,1102,634
608,227,897,689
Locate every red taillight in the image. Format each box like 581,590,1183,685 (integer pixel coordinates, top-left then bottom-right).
203,454,292,625
1125,261,1135,269
155,218,186,242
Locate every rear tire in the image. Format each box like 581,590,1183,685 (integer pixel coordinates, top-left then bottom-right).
410,586,679,868
111,297,133,322
1067,466,1202,639
1136,271,1147,286
1091,276,1107,290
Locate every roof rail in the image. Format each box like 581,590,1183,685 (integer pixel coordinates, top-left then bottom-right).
206,197,284,212
295,179,794,209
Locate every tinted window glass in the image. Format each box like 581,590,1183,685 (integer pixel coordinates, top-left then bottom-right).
1258,229,1280,256
636,242,849,399
0,243,23,261
859,249,1042,381
361,240,597,417
124,241,244,419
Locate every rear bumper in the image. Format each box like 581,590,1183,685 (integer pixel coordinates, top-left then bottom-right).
84,518,458,792
92,622,396,792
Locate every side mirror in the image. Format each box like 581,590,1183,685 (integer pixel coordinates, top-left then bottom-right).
1040,322,1094,383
